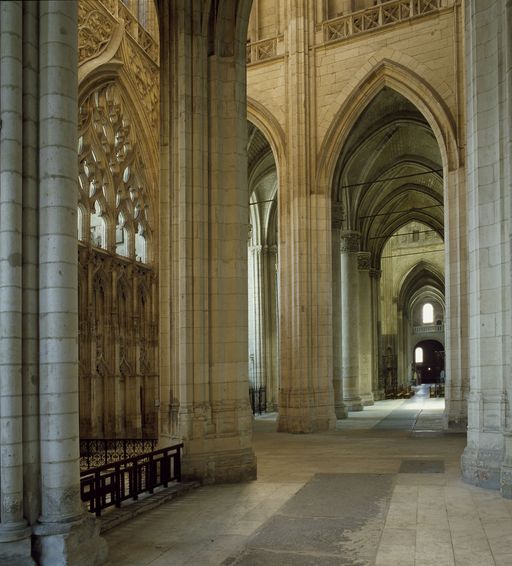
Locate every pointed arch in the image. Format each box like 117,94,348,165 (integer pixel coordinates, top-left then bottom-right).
397,260,445,308
207,0,253,57
247,97,286,178
79,66,159,217
317,58,459,200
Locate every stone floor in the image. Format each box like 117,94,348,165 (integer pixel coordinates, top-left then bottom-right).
105,387,512,565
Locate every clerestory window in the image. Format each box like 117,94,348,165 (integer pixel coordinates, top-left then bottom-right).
422,303,434,324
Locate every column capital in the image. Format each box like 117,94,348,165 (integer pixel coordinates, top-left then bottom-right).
357,251,371,271
249,244,263,254
339,230,360,253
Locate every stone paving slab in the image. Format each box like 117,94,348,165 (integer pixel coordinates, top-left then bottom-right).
399,459,445,474
225,548,347,566
224,473,394,566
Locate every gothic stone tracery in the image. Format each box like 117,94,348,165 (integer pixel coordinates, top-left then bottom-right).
78,79,158,439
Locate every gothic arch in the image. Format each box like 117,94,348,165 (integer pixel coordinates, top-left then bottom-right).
247,98,286,178
317,58,459,201
397,260,445,308
78,68,159,219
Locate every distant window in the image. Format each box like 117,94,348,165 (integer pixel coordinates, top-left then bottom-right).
415,347,423,364
422,303,434,324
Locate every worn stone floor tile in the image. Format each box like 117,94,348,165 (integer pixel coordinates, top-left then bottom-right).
416,526,453,547
104,396,511,566
384,503,417,529
378,527,417,548
375,547,415,566
494,553,512,566
220,520,264,536
453,548,496,566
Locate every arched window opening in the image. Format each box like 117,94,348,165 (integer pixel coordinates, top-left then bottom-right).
422,303,434,324
415,347,423,364
77,206,85,240
90,201,106,248
135,224,147,263
247,120,279,414
116,212,129,257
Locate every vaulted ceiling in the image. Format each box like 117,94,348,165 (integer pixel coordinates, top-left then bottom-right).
333,87,444,262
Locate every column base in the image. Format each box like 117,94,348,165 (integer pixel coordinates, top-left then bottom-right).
373,389,385,401
500,433,512,498
443,415,468,432
461,445,503,491
278,387,337,432
277,405,337,433
501,464,512,499
344,396,363,412
182,447,257,484
0,524,33,565
32,514,107,566
335,403,348,420
361,392,374,406
443,395,468,431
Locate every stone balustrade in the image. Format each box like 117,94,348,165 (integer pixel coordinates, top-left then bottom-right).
323,0,446,43
246,36,280,65
413,323,444,334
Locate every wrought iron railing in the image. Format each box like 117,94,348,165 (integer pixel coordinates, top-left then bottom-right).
80,438,157,470
80,443,183,517
323,0,444,43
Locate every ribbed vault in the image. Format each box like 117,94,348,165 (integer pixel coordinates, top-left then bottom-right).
333,87,443,265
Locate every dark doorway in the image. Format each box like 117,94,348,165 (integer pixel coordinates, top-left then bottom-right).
413,340,445,383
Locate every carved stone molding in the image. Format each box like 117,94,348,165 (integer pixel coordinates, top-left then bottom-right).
339,230,360,253
78,82,152,261
125,40,159,131
78,1,115,63
370,268,382,280
357,251,371,271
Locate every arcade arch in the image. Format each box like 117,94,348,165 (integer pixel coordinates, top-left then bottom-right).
247,121,279,413
331,86,446,406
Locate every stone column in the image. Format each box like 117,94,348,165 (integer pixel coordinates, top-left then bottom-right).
340,231,363,411
0,1,32,558
266,245,279,412
32,2,107,562
499,0,512,497
332,212,347,419
277,0,336,432
443,0,469,434
358,252,374,405
461,0,511,494
444,167,470,431
370,268,383,400
160,1,255,482
22,0,42,529
249,243,280,412
248,245,265,403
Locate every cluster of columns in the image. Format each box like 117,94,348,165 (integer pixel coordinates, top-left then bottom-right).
461,0,512,496
334,230,379,415
0,1,106,563
158,0,256,483
248,243,279,411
